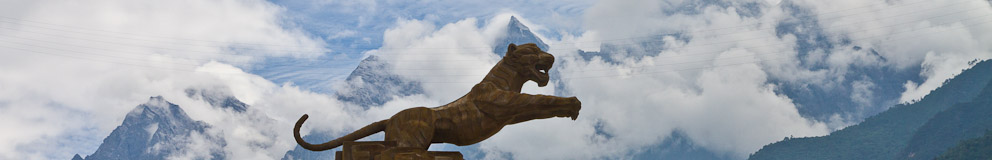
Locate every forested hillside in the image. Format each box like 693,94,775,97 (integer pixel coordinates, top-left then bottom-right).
749,60,992,160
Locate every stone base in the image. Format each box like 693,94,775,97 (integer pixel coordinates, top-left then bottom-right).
334,141,463,160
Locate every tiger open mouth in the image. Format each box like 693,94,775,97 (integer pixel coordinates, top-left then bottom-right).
536,64,549,74
532,62,552,87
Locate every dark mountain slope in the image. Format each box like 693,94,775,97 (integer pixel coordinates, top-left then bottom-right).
749,60,992,160
936,130,992,160
897,73,992,159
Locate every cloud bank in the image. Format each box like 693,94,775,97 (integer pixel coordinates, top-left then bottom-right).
0,0,334,159
358,0,992,159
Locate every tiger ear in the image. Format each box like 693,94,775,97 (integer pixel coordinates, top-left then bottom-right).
506,43,517,56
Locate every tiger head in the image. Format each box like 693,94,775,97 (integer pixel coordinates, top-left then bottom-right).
503,43,555,87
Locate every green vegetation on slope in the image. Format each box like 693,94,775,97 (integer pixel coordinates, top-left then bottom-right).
936,130,992,160
748,60,992,160
896,81,992,159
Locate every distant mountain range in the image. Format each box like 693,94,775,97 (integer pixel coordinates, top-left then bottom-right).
749,60,992,160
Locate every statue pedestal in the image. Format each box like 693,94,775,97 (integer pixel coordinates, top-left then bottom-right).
334,141,463,160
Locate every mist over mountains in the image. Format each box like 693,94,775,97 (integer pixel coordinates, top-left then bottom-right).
76,96,225,160
74,16,552,160
3,0,991,159
73,10,992,160
750,60,992,160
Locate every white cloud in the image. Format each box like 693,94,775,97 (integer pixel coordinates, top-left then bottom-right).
0,0,332,159
471,1,831,158
899,51,985,103
792,0,992,103
359,6,831,158
476,46,829,159
367,13,553,101
181,63,372,160
165,131,225,160
454,0,991,159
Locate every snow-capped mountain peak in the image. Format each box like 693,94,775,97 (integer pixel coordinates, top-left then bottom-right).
80,96,225,160
494,16,549,56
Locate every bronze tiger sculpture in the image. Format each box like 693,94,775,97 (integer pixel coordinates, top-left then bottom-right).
294,43,582,154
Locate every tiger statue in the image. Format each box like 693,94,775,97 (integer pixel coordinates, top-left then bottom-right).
294,43,582,156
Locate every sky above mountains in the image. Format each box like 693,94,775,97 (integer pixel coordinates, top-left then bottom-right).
1,0,991,159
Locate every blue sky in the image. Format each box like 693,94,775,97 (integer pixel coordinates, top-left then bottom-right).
1,0,991,159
